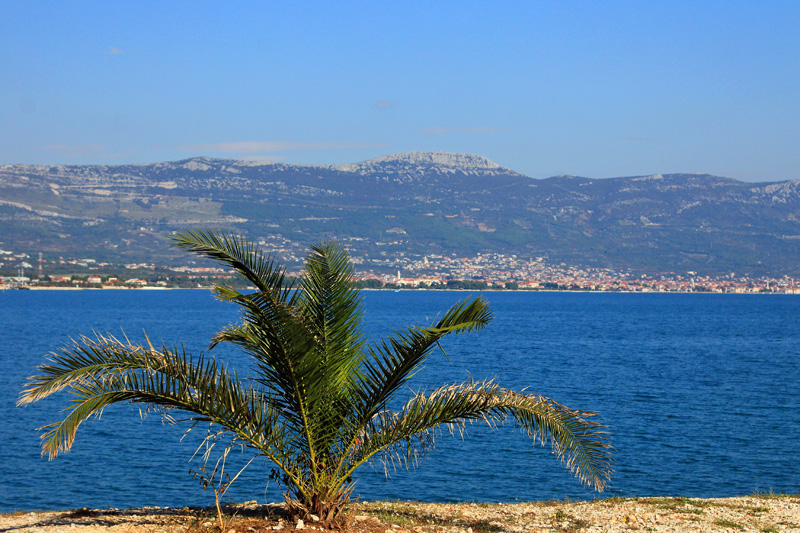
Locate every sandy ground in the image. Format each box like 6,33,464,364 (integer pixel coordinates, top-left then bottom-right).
2,496,799,533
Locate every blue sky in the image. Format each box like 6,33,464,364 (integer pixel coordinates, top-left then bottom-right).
2,1,798,181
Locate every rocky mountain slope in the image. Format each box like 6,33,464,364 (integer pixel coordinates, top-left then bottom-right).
1,152,799,275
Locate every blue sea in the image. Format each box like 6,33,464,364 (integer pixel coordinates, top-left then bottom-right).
1,290,799,512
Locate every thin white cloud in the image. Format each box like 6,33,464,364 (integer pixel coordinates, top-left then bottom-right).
419,126,507,137
176,141,385,154
35,144,108,157
109,47,123,55
237,154,285,163
373,99,397,109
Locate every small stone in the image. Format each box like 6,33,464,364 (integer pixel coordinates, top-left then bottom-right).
228,529,237,533
309,514,320,522
271,526,283,531
296,519,305,529
203,522,213,528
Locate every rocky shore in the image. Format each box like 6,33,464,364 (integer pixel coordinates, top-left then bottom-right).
2,495,798,533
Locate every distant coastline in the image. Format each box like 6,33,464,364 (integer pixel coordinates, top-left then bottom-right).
7,284,799,294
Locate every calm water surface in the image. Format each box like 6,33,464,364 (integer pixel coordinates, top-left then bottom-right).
1,290,798,511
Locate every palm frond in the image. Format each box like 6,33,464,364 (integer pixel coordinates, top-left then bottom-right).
345,380,613,491
19,333,155,405
171,228,295,298
20,333,291,462
295,242,367,451
355,297,492,420
299,241,365,386
422,297,494,335
205,283,321,443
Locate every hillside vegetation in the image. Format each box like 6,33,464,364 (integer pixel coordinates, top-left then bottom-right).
2,151,799,276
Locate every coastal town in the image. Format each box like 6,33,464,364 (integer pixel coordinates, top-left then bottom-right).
2,241,799,294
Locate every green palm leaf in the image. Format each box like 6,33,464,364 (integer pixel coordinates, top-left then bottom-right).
349,296,492,439
20,333,292,462
358,381,611,489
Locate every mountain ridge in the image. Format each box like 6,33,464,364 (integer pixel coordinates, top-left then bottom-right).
1,152,799,276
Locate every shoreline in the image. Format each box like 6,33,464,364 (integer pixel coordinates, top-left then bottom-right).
4,285,798,295
3,495,799,532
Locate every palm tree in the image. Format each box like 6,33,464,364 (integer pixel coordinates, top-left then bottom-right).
19,229,612,524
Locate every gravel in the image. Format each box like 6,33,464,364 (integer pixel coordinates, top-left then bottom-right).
2,496,798,533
